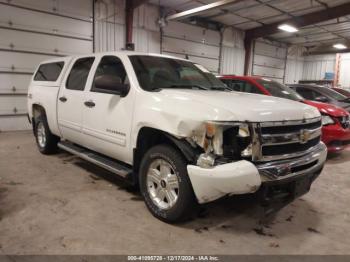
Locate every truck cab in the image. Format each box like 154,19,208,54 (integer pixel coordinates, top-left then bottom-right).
28,52,327,223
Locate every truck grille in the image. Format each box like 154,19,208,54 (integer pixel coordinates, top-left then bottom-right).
260,120,321,134
252,117,322,162
262,136,320,156
338,115,350,129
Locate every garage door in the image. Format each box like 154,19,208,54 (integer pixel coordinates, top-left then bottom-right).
252,40,287,83
161,21,220,73
0,0,93,131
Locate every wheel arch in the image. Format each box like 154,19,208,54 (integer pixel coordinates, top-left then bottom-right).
31,104,47,133
132,127,200,181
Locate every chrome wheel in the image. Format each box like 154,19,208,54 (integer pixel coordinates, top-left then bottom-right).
147,159,179,210
37,122,46,148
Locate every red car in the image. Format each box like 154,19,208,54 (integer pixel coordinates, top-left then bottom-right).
332,87,350,98
220,75,350,153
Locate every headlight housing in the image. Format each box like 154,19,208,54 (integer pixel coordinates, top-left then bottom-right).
202,121,253,158
322,115,335,126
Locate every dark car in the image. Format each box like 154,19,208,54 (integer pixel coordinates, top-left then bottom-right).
333,87,350,98
289,84,350,112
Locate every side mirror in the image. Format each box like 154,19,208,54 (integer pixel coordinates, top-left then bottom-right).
314,96,328,103
94,75,130,97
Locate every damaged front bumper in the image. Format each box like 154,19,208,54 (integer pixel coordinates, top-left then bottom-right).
187,142,327,204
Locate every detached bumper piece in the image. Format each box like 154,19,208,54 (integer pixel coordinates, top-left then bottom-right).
187,160,261,204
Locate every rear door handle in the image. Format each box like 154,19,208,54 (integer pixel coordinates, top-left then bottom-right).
59,96,67,102
84,100,95,108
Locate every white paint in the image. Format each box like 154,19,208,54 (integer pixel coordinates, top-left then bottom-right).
28,51,324,206
187,160,261,203
28,51,320,163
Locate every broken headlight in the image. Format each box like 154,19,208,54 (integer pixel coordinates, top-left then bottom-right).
223,123,252,159
197,122,253,160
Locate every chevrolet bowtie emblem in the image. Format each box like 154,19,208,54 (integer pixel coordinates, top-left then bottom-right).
300,129,311,144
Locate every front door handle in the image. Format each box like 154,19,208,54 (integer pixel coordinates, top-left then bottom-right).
84,100,95,108
59,96,67,102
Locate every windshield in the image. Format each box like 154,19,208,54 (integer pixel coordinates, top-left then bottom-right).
318,86,348,101
256,79,303,101
129,55,227,91
334,88,350,97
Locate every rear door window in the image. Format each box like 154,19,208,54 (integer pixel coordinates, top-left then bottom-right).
34,62,64,81
66,57,95,91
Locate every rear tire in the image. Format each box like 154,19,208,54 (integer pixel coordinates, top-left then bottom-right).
34,114,59,154
139,144,198,223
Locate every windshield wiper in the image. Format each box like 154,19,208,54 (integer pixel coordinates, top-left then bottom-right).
165,84,209,90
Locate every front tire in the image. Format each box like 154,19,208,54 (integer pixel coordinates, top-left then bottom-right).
34,114,59,154
139,144,198,223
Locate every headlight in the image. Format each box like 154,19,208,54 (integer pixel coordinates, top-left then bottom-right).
322,115,335,126
204,122,223,154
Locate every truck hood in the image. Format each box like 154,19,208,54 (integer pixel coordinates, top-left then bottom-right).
303,100,349,117
157,89,320,122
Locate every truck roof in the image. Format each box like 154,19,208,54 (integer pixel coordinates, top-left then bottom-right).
38,51,190,65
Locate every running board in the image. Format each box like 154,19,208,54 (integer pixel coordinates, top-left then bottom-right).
58,141,133,179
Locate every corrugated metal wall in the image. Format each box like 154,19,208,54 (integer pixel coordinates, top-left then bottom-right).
285,57,304,84
94,1,246,75
94,0,160,53
220,27,245,75
252,39,287,83
284,46,305,84
302,54,336,81
0,0,93,131
339,53,350,88
94,0,125,52
161,21,221,73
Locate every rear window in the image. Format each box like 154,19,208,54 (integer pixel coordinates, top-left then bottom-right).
34,62,64,81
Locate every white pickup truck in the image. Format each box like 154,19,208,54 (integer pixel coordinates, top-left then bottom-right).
27,52,327,223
